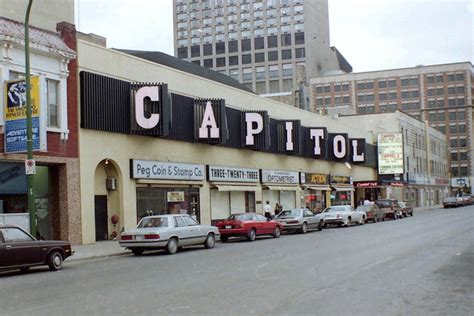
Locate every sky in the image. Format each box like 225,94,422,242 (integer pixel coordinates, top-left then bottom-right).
76,0,473,73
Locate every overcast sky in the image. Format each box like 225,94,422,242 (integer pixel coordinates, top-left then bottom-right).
76,0,473,72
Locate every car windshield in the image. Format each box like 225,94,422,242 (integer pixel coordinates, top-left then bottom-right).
356,206,370,212
228,213,254,221
398,202,406,208
278,210,301,217
138,217,169,228
324,206,346,213
375,200,393,207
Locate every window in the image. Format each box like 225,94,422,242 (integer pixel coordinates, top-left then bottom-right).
456,73,464,81
295,48,305,58
436,75,443,83
427,76,434,84
191,60,201,66
268,51,278,61
183,216,199,226
448,74,455,82
241,39,251,51
191,45,200,57
323,86,330,93
267,35,278,48
366,94,374,102
357,82,365,90
178,39,188,46
256,66,266,80
242,68,253,81
2,228,33,242
282,79,293,92
389,92,397,100
379,93,387,101
436,88,444,96
255,52,265,63
388,80,396,88
256,81,266,94
411,91,419,98
229,69,239,80
242,54,252,64
282,63,293,77
216,42,225,55
315,86,323,94
456,86,464,94
225,56,238,67
47,80,59,127
282,49,292,60
457,98,465,106
334,85,341,92
201,58,213,68
294,32,304,45
203,44,212,56
216,57,226,67
254,37,264,49
409,78,418,85
343,96,350,104
269,65,279,78
228,40,238,53
177,47,188,58
281,34,291,46
378,81,386,88
401,79,409,86
357,95,366,102
448,87,455,95
342,84,349,91
269,80,279,93
401,91,409,99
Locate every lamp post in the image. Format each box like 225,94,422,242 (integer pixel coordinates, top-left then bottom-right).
25,0,36,237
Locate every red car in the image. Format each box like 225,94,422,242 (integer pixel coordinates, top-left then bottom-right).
216,213,282,242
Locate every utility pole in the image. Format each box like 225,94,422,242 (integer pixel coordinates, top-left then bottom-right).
25,0,36,237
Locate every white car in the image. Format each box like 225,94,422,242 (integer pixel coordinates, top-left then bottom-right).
119,214,220,255
322,205,366,228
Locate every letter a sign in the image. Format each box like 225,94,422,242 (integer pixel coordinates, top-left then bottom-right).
25,159,36,175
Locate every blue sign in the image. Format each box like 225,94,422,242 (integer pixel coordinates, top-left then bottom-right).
4,117,40,153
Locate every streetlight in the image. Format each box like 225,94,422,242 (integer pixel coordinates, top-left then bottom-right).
25,0,36,236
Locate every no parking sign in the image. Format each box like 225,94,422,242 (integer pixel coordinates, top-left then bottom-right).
25,159,36,175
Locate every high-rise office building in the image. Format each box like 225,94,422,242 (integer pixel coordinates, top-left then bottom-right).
309,62,474,193
173,0,350,102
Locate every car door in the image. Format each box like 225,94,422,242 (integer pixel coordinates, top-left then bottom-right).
182,215,204,245
0,229,10,267
254,214,270,235
2,227,42,266
304,209,317,228
174,216,192,246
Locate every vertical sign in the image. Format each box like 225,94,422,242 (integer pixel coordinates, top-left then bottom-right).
377,133,404,175
4,77,42,153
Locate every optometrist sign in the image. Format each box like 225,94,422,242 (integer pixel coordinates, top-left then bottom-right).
4,77,45,153
377,133,404,175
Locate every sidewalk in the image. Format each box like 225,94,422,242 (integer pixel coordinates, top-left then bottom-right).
70,205,443,262
70,240,129,262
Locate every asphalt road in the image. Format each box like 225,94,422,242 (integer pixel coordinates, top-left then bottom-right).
1,207,473,316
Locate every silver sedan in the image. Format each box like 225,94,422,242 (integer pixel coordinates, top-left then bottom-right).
275,208,324,233
119,214,220,255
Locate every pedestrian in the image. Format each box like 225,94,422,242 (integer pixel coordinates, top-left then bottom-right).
274,202,282,216
264,201,273,220
363,197,371,205
358,197,364,206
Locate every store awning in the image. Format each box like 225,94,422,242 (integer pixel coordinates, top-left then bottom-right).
304,185,331,191
263,186,299,191
332,186,355,192
215,185,258,192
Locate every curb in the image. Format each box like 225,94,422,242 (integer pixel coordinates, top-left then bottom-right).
69,250,130,263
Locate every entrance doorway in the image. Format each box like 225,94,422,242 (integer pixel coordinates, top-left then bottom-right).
94,195,108,241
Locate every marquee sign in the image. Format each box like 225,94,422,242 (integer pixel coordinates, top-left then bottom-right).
80,72,370,165
301,173,329,185
261,170,299,185
208,165,259,183
377,133,404,175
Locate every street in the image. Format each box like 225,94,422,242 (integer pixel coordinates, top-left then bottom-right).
1,207,473,316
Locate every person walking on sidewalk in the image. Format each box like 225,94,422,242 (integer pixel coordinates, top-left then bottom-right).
264,201,273,220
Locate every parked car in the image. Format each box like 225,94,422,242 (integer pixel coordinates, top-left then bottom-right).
274,208,324,233
397,201,414,217
0,224,73,272
119,214,219,255
443,197,461,208
460,195,471,206
216,213,282,242
321,205,366,227
374,199,402,219
356,204,385,223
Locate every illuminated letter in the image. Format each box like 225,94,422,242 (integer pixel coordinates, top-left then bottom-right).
310,129,325,156
352,139,365,162
245,113,263,146
333,135,346,158
199,101,219,138
285,122,294,151
135,86,160,129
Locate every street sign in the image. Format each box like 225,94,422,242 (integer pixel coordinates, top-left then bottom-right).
25,159,36,175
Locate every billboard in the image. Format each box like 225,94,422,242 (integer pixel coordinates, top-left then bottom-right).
4,76,45,153
377,133,404,175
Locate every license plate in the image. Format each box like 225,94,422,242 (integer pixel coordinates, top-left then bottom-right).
135,235,144,240
225,225,232,229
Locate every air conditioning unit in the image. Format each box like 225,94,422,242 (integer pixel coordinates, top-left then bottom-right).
106,178,117,191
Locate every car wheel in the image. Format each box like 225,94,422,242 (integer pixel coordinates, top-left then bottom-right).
48,251,63,271
300,222,308,234
166,238,178,254
359,216,365,225
131,248,144,256
220,235,228,243
346,217,351,227
273,226,281,238
204,234,216,249
318,220,323,231
20,267,30,273
247,229,256,241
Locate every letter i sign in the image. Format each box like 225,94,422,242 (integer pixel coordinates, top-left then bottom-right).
25,159,36,175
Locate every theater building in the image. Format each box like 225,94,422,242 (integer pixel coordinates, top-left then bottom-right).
74,30,378,245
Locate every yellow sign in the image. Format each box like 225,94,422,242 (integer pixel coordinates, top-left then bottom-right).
4,76,40,121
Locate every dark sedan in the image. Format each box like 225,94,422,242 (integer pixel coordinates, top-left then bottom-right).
0,224,73,272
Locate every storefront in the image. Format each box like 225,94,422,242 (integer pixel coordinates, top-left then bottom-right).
261,169,299,212
300,172,330,212
132,160,205,223
353,181,383,205
208,165,259,224
330,175,354,206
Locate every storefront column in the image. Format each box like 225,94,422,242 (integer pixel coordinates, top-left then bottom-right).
200,181,211,225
